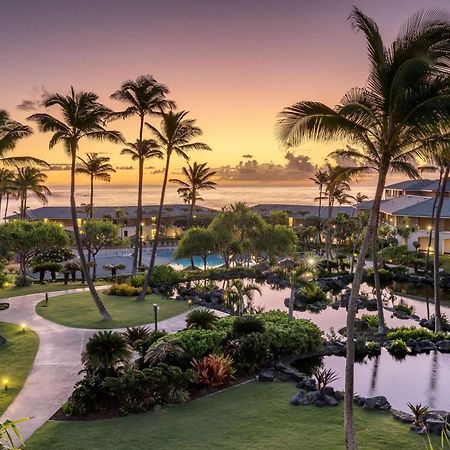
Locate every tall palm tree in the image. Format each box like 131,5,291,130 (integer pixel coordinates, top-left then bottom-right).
28,87,124,321
76,153,116,218
277,8,450,448
136,111,211,301
170,161,217,224
14,166,51,219
110,75,175,276
309,169,328,221
0,168,15,221
225,279,262,317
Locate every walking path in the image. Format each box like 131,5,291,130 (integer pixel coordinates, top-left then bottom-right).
0,287,209,442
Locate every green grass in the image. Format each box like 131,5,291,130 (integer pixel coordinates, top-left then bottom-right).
0,322,39,415
35,291,190,329
0,281,108,299
26,381,436,450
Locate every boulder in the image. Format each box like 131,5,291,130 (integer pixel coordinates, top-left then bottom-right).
363,396,391,411
302,390,321,405
436,340,450,353
290,391,305,406
426,418,446,435
273,362,305,382
0,303,9,311
296,378,316,391
391,409,414,424
258,369,275,382
323,393,339,406
417,339,436,352
275,371,292,382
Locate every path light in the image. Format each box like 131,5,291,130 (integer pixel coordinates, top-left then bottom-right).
188,299,192,308
153,304,159,331
45,292,49,306
3,378,8,391
20,323,27,333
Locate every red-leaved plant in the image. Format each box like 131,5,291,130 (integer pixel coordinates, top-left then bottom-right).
191,353,235,389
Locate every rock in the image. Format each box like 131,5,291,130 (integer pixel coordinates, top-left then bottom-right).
0,334,6,346
410,424,427,434
323,393,339,406
274,362,305,382
364,300,378,311
323,341,346,356
426,418,446,435
258,369,274,382
0,303,9,311
436,340,450,353
315,400,326,407
335,391,344,401
363,396,391,411
304,391,321,405
393,310,410,320
426,410,450,422
296,378,316,391
417,339,436,352
392,409,414,424
290,391,305,406
275,371,292,382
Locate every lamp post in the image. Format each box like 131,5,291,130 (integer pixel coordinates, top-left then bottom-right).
153,303,159,331
3,378,8,391
138,222,144,268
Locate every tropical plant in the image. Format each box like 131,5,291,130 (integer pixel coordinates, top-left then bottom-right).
309,168,328,224
103,263,126,281
407,402,430,427
110,75,174,276
0,168,15,221
361,314,379,329
170,161,217,224
144,339,187,367
313,367,339,392
231,315,266,337
76,153,116,218
28,87,124,320
224,279,262,317
13,166,51,219
394,299,414,316
388,339,408,356
106,283,141,297
122,325,152,349
191,353,235,389
277,8,450,447
137,111,211,300
185,309,218,330
298,283,328,304
0,417,29,450
82,330,131,374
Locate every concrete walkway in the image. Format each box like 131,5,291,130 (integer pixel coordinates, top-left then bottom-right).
0,287,207,442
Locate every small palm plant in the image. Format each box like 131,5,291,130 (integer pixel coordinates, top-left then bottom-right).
82,331,131,375
313,368,339,393
407,402,429,428
144,339,187,366
122,325,152,349
185,309,218,330
0,417,29,449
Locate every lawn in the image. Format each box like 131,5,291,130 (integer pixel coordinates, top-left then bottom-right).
35,291,190,329
0,281,108,299
26,381,435,450
0,322,39,415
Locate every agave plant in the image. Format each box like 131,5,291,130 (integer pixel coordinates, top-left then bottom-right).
0,417,29,449
122,325,152,349
191,353,235,389
407,402,430,427
313,368,339,392
144,339,187,366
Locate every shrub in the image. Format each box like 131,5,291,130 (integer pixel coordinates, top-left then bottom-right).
153,329,226,359
407,402,429,427
232,315,266,337
130,275,145,288
82,331,132,374
387,327,450,343
313,368,338,392
150,265,180,286
388,339,408,356
191,354,235,388
122,326,152,349
186,309,218,330
394,299,414,315
366,341,380,355
232,332,272,374
144,340,187,367
107,283,141,297
298,283,328,304
430,313,449,326
361,314,379,329
14,275,32,287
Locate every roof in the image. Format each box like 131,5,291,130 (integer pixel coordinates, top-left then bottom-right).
394,197,450,218
385,178,450,193
8,204,218,221
250,204,355,219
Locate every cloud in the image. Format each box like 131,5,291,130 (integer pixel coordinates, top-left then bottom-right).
242,154,253,158
42,164,71,171
115,166,134,170
16,86,49,111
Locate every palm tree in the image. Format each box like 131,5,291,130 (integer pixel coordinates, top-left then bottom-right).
14,166,51,219
136,111,211,301
225,279,262,317
0,168,15,220
110,75,175,276
277,8,450,448
114,207,128,239
28,87,124,321
309,169,328,221
170,161,217,224
76,153,116,218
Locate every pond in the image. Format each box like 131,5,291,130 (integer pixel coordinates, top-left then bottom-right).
293,350,450,412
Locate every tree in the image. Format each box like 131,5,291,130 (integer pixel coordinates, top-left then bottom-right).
137,111,211,301
76,153,116,218
110,75,174,276
170,161,217,224
0,168,15,221
225,279,262,317
32,247,75,283
284,264,310,320
267,210,289,226
309,169,328,222
28,87,124,320
0,220,70,283
103,263,126,281
114,208,128,239
277,8,450,448
13,166,51,219
81,219,118,280
175,227,215,270
254,224,297,263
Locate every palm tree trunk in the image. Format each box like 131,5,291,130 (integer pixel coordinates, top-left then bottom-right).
189,195,196,269
69,145,112,320
288,285,295,320
433,164,449,332
345,163,388,450
4,193,10,221
137,152,172,301
0,194,2,221
89,175,94,219
326,197,332,269
372,212,387,334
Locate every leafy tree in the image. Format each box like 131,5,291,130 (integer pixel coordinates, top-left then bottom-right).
175,227,215,270
76,153,116,218
28,87,123,320
277,8,450,447
81,219,118,280
267,210,289,226
254,224,297,263
0,220,70,283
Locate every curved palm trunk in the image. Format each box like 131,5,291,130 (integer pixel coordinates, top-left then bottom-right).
70,147,112,320
0,194,2,221
344,163,388,450
89,175,94,218
288,284,295,320
433,165,449,332
137,152,172,301
132,116,145,277
326,197,333,269
372,212,387,334
4,193,10,221
318,185,323,244
189,194,196,269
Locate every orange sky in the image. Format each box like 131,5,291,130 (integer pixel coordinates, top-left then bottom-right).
2,0,448,185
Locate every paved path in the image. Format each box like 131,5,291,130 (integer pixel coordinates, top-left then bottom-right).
0,287,211,442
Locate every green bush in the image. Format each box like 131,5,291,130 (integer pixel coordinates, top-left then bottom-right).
298,283,328,304
153,329,226,359
394,299,414,315
361,314,379,329
366,341,380,355
232,315,266,337
107,283,141,297
150,265,180,286
130,275,145,288
232,332,272,374
14,275,32,287
388,339,408,356
186,309,218,330
387,327,450,342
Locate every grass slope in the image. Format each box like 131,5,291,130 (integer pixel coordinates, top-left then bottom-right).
35,292,190,329
0,282,108,299
27,381,433,450
0,322,39,415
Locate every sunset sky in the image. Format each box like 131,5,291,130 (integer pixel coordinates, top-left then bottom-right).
2,0,448,185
